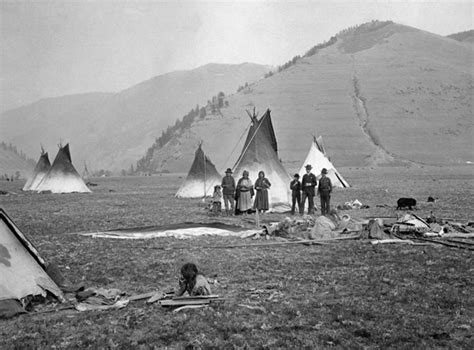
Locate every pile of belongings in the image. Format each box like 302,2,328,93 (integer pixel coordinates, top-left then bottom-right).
263,212,365,240
422,215,474,238
337,199,370,210
263,215,316,239
75,287,129,312
360,219,393,240
391,214,431,235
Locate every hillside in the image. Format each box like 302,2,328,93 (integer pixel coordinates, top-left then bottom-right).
143,21,473,174
447,29,474,43
0,63,270,173
0,143,35,180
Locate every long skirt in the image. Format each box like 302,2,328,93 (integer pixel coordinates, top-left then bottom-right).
254,189,269,211
238,191,253,211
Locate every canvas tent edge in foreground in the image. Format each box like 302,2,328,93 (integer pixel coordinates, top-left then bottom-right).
22,148,51,191
232,108,292,207
299,136,349,188
175,142,222,198
35,143,91,194
0,208,64,304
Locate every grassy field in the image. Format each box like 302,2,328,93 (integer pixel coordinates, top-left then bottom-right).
1,166,473,348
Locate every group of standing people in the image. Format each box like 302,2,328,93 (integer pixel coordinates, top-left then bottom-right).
290,164,333,216
220,168,271,215
214,164,332,216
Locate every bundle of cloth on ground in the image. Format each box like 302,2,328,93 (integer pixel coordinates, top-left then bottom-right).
396,214,474,237
337,199,370,210
263,212,367,240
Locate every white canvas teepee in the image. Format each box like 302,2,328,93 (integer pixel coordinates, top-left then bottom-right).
299,136,349,188
233,109,291,207
22,149,51,191
35,143,91,193
0,209,64,304
175,143,222,198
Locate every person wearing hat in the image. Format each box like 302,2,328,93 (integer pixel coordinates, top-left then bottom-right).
300,164,318,215
290,173,302,215
221,168,236,215
318,168,333,215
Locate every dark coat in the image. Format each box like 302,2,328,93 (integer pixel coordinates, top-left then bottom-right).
318,176,332,194
290,179,301,197
221,175,236,196
301,173,317,196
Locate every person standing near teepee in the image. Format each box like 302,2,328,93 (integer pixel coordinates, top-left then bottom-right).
300,164,317,215
318,168,333,215
254,171,271,214
236,170,254,215
221,168,236,215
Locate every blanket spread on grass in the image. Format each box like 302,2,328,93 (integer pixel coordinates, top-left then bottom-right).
78,222,260,240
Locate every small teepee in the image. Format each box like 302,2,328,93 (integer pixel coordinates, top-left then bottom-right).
82,163,91,180
175,142,222,198
35,143,91,193
299,136,349,188
22,147,51,191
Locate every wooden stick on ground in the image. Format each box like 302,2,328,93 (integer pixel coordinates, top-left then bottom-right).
413,237,474,251
446,239,474,246
128,291,161,301
144,234,361,250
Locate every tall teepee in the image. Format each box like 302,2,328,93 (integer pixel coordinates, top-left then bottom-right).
233,108,291,206
22,147,51,191
175,142,222,198
35,143,91,193
299,136,349,188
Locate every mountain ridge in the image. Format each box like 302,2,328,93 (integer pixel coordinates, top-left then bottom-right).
0,63,270,173
140,21,473,174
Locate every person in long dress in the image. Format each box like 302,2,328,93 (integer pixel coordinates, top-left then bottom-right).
254,171,271,213
236,170,253,214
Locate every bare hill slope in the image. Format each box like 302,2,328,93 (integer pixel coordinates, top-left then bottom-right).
0,144,35,179
0,63,269,172
146,22,473,174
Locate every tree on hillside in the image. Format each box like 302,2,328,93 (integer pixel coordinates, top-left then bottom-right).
217,92,225,108
199,107,207,118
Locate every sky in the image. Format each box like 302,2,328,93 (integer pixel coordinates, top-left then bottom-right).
0,0,472,111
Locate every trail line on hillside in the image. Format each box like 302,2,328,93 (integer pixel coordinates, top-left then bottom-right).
350,66,420,166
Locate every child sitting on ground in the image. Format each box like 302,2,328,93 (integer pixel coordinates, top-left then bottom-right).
175,263,212,296
210,185,222,215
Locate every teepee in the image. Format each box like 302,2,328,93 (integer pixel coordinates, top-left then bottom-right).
299,136,349,188
233,108,291,207
175,142,222,198
22,148,51,191
0,209,64,313
35,143,91,193
82,163,91,179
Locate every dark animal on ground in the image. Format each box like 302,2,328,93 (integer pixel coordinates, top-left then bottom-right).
427,196,437,203
397,197,417,210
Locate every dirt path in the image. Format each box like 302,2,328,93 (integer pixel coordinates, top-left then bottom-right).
350,64,420,167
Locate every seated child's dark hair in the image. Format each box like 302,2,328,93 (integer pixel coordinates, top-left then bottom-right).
294,173,300,178
181,263,198,285
214,185,221,190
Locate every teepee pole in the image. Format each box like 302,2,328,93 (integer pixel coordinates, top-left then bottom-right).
255,208,260,228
